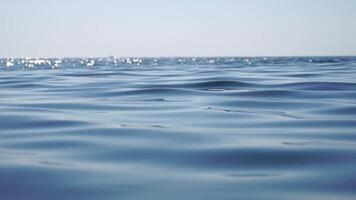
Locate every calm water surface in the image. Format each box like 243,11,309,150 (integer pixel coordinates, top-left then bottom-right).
1,57,356,200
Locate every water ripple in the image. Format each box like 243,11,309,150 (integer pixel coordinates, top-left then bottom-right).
1,57,356,200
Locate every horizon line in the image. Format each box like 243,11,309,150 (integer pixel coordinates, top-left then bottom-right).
1,55,356,59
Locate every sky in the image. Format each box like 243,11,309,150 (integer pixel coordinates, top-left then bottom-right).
0,0,356,57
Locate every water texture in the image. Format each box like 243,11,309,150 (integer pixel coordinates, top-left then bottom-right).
1,57,356,200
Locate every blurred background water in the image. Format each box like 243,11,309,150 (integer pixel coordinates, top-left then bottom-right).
1,57,356,200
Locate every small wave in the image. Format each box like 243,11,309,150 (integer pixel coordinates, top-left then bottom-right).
280,81,356,91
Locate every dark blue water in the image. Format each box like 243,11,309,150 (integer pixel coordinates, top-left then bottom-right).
1,57,356,200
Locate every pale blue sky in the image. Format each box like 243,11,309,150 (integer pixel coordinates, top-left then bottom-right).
1,0,356,57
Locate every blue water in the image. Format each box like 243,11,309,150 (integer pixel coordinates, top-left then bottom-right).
1,57,356,200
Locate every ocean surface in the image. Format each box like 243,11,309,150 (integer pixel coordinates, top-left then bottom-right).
1,57,356,200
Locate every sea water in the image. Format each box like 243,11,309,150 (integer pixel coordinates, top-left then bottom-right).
1,57,356,200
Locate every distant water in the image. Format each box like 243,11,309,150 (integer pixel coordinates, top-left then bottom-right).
1,57,356,200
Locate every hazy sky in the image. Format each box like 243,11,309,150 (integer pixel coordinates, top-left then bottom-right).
1,0,356,57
